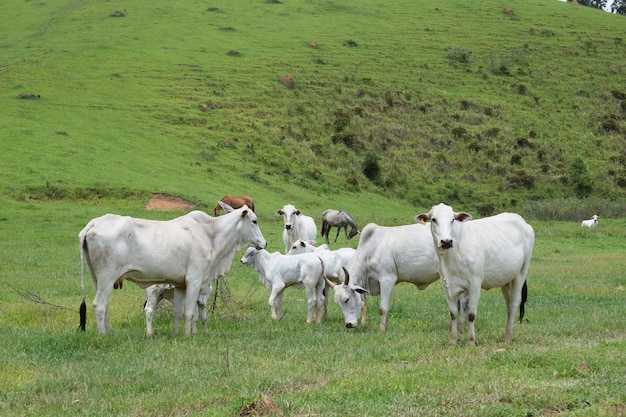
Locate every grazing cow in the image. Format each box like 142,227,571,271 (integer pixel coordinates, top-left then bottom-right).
276,204,317,253
321,209,359,244
287,239,356,319
214,195,255,216
240,247,325,324
581,214,598,228
79,202,266,335
325,222,441,330
416,203,534,346
143,284,212,337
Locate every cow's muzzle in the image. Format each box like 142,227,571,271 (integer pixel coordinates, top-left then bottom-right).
440,239,453,249
345,322,356,329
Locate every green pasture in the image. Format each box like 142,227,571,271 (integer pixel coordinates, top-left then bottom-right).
1,198,625,416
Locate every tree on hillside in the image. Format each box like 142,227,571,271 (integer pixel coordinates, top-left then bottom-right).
567,0,607,10
611,0,626,14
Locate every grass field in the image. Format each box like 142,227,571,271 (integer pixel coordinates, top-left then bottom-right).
1,198,625,416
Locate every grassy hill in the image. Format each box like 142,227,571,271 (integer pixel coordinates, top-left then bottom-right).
1,0,626,218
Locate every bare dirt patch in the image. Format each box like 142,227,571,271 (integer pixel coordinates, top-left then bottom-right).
144,193,196,211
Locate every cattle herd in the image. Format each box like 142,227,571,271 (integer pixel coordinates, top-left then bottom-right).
78,194,605,345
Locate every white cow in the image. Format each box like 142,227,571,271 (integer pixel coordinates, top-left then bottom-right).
143,284,212,337
240,247,325,324
581,214,598,228
79,203,266,335
287,239,356,319
325,222,441,331
276,204,317,253
416,203,534,346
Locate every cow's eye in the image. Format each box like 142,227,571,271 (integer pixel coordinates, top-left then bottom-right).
431,218,437,224
342,297,350,304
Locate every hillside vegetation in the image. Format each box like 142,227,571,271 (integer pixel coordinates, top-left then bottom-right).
1,0,626,217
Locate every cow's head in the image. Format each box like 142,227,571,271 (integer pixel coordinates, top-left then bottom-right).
276,204,300,230
415,203,471,253
326,267,368,328
286,239,317,255
240,247,258,266
221,202,267,250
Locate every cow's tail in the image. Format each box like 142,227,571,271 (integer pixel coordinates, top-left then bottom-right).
79,234,87,332
519,280,528,323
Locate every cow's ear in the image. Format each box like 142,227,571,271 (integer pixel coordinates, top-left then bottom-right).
219,201,235,213
415,213,430,224
299,241,306,248
240,209,249,218
295,210,301,215
455,212,472,222
276,209,283,216
350,285,368,295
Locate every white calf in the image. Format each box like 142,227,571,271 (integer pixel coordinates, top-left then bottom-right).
581,214,598,228
286,239,355,283
240,248,325,323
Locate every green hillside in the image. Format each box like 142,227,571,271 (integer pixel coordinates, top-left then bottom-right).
2,0,625,217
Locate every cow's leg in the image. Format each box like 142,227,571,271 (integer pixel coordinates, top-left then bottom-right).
183,284,201,336
458,291,470,333
314,280,325,324
502,277,524,343
360,295,367,325
465,285,482,347
144,290,160,338
172,288,185,335
268,285,284,321
93,284,114,334
197,288,210,335
304,284,316,324
440,278,460,345
378,279,394,331
322,283,330,321
445,294,460,346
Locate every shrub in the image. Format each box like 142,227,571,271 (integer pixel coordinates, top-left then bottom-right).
447,47,471,64
569,156,593,197
506,169,535,190
451,126,468,139
332,130,359,149
362,150,381,182
476,202,498,217
333,109,351,132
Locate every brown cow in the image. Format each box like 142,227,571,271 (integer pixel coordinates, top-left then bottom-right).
214,195,255,216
